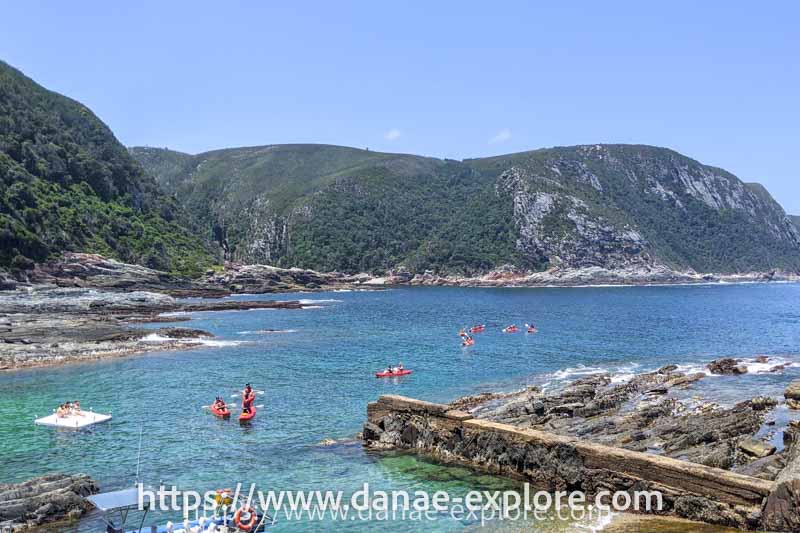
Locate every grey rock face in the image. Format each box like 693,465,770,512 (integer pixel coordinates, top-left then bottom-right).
498,168,649,269
0,473,98,531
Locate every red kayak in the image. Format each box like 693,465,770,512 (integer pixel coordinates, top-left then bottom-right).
211,403,231,419
239,405,257,423
375,369,412,378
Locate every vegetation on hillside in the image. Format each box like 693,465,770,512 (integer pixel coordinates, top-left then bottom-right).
0,61,217,276
134,143,800,275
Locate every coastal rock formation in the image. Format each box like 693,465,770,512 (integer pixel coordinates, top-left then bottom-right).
0,285,311,370
458,368,782,472
364,359,800,530
0,473,98,531
708,358,748,375
363,395,773,530
5,253,376,295
202,262,372,293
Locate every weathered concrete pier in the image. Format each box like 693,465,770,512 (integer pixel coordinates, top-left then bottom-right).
363,395,800,531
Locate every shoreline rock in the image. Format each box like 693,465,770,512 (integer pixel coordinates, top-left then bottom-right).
0,285,316,371
3,253,797,296
0,473,98,531
452,367,787,474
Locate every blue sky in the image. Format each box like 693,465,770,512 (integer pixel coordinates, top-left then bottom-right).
2,1,798,212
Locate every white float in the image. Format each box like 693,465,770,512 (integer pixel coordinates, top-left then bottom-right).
34,410,112,428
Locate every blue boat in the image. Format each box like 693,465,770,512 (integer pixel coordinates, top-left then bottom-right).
86,487,266,532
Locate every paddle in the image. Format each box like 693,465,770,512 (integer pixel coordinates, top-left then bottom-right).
202,403,237,410
231,390,265,398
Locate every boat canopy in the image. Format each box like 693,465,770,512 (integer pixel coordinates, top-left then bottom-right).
87,487,143,512
87,487,151,533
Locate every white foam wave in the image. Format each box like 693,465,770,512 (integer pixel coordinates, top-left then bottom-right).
298,299,342,304
193,339,244,347
140,332,242,347
141,333,171,342
552,365,607,380
237,329,297,335
676,355,796,377
549,362,641,386
158,311,189,317
742,356,796,373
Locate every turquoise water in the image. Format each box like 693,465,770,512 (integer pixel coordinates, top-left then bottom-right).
1,284,799,531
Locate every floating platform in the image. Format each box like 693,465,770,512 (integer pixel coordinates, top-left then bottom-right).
34,411,112,428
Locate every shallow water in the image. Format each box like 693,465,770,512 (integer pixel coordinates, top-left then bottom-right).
1,284,799,531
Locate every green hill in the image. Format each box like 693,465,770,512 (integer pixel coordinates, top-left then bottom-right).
132,143,800,274
0,61,216,275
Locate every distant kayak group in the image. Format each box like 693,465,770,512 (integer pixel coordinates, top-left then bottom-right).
375,322,539,379
460,322,538,346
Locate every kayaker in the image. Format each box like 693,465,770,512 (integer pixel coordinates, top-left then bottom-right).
242,384,255,413
213,397,226,411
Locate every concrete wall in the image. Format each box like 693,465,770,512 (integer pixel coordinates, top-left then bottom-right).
364,395,786,530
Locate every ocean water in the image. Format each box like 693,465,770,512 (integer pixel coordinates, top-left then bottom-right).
1,284,799,531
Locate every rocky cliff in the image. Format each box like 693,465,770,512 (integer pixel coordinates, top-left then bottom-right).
132,143,800,275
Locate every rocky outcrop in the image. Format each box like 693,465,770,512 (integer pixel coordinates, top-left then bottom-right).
763,425,800,531
406,265,799,288
363,395,773,529
0,312,217,371
23,253,207,294
457,368,782,472
8,253,378,295
202,263,373,293
0,473,98,531
0,285,312,371
364,358,800,530
784,381,800,410
708,358,749,375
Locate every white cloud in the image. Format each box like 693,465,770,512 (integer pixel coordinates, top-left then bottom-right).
488,128,512,144
384,128,402,141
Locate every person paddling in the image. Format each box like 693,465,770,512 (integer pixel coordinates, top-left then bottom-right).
242,384,255,414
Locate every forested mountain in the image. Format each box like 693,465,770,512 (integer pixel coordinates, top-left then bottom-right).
2,58,795,278
131,143,800,275
791,215,800,233
0,61,216,275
